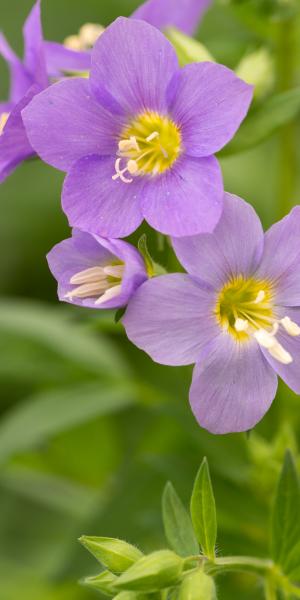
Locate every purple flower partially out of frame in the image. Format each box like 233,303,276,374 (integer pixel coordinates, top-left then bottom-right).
132,0,212,35
23,17,252,238
0,0,88,182
123,194,300,434
47,229,147,310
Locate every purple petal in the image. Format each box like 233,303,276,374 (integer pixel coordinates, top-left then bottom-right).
141,155,223,236
256,206,300,307
90,17,178,115
22,78,123,171
0,85,39,183
132,0,212,35
0,33,32,103
190,335,278,434
168,62,253,156
47,230,147,310
62,155,143,238
23,0,48,89
260,307,300,394
123,273,219,366
44,41,91,77
172,193,264,288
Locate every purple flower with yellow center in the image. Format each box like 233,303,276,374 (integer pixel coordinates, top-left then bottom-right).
47,229,147,310
23,17,252,238
0,0,89,182
123,194,300,434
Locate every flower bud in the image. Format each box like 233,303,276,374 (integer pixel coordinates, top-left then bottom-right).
79,536,143,573
179,570,217,600
114,550,184,592
235,48,274,100
82,570,118,596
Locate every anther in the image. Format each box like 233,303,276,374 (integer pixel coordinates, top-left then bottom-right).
254,290,265,304
281,316,300,337
0,112,9,135
146,131,159,142
234,318,249,332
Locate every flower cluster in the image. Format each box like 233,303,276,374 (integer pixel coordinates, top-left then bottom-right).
2,0,300,434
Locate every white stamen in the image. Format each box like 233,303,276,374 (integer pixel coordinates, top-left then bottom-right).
268,341,293,365
95,284,122,305
254,328,276,349
79,23,104,47
0,112,9,135
254,290,265,304
281,316,300,337
65,281,108,299
103,265,125,278
70,266,105,285
234,318,249,332
112,158,133,183
146,131,159,142
64,34,83,51
127,160,139,175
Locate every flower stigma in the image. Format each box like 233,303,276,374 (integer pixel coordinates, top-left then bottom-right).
112,112,182,183
0,112,9,135
65,262,124,305
215,275,300,364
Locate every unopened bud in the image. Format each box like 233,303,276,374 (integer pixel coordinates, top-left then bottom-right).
82,570,118,596
236,48,274,99
79,536,143,573
179,570,217,600
114,550,183,592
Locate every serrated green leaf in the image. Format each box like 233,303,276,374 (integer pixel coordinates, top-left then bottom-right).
190,458,217,560
162,482,199,557
114,550,183,592
219,87,300,156
271,450,300,570
165,27,214,67
79,537,143,573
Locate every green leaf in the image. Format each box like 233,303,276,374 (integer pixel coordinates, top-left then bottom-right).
190,458,217,560
165,27,214,67
271,450,300,570
219,87,300,156
114,550,183,592
0,381,136,463
79,537,143,573
179,570,217,600
284,540,300,582
82,570,118,595
162,482,199,557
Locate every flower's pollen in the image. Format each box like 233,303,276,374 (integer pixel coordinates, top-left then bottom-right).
0,112,9,135
64,23,104,51
113,111,182,183
65,261,124,304
254,290,265,304
216,275,297,365
281,316,300,336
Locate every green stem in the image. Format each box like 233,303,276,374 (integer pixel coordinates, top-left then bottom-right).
276,15,297,219
205,556,273,577
265,576,277,600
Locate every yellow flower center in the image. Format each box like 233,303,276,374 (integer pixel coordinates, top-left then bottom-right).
215,276,274,341
112,111,182,184
215,275,300,364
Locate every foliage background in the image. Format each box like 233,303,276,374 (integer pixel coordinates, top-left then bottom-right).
0,1,300,598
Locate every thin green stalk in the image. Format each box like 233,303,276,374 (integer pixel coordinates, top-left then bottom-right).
276,16,297,219
205,555,273,577
265,576,277,600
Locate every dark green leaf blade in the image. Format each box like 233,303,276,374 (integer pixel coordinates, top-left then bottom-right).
219,87,300,156
190,458,217,560
271,450,300,570
162,482,199,557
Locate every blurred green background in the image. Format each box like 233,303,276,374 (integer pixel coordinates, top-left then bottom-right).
1,1,300,598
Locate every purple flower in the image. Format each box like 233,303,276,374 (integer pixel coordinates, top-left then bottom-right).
47,229,147,310
0,0,89,182
123,194,300,434
132,0,212,35
23,17,252,238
